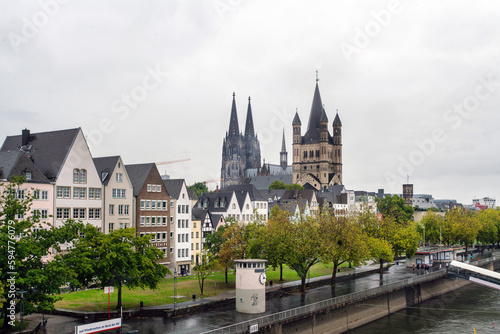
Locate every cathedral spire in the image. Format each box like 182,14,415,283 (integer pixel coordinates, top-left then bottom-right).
281,128,286,151
244,96,255,138
228,92,239,138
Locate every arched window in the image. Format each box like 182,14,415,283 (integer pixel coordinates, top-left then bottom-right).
80,169,87,183
232,203,236,209
73,169,79,183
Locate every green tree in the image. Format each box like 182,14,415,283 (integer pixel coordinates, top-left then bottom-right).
318,211,369,285
269,208,322,293
445,207,480,257
376,195,414,225
1,177,76,328
205,223,229,282
477,208,500,247
187,182,210,197
268,180,304,191
257,206,290,281
63,226,169,309
193,251,219,296
218,221,247,280
417,212,444,246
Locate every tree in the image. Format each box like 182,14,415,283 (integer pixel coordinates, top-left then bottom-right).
193,251,218,296
477,208,500,247
445,207,480,257
269,208,322,293
376,195,414,225
268,180,304,191
1,177,76,328
63,226,169,309
417,212,444,246
218,221,247,279
205,223,229,282
187,182,210,197
318,211,369,285
257,206,290,281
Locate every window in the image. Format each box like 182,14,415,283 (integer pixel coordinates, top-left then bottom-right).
193,222,196,228
157,201,162,210
232,203,236,209
140,200,145,210
24,171,32,180
119,223,124,229
152,185,157,192
170,216,173,223
145,217,151,226
89,188,101,199
112,189,126,198
178,235,181,242
109,223,114,232
118,205,124,215
147,184,152,192
157,185,161,192
56,208,63,219
116,173,123,182
151,217,156,226
196,243,199,250
170,248,173,254
80,188,86,199
191,232,193,238
124,205,129,215
41,210,48,219
170,201,174,208
80,169,87,183
33,190,40,199
33,209,40,218
146,200,151,210
178,205,181,214
162,217,167,226
73,169,79,183
63,208,70,219
152,201,156,210
178,249,181,257
109,204,114,215
41,190,48,200
63,187,70,198
140,216,145,226
16,189,25,200
178,220,181,228
170,232,173,238
163,201,168,210
196,231,199,238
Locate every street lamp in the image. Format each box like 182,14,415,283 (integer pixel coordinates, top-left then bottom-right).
17,290,27,334
173,270,177,317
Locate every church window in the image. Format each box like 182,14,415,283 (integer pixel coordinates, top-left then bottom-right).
316,150,320,158
310,150,314,159
303,151,307,158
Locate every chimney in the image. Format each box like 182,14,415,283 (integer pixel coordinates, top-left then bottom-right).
22,129,30,146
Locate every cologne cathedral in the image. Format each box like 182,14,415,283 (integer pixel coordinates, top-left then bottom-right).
220,93,261,189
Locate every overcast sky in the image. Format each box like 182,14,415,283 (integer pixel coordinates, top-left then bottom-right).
1,0,499,205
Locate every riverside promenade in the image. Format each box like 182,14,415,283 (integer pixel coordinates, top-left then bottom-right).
23,261,398,334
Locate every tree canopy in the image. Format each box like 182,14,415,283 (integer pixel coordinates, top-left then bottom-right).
268,180,304,191
187,182,210,197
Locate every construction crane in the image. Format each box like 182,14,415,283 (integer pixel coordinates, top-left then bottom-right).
155,158,191,165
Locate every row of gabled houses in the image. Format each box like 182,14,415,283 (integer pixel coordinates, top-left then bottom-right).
0,128,281,274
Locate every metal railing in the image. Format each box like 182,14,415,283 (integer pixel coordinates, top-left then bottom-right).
201,270,447,334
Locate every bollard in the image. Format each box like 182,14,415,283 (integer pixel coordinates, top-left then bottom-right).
270,280,273,286
192,294,196,300
140,301,143,309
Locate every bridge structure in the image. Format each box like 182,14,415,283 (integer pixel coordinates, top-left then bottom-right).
448,259,500,291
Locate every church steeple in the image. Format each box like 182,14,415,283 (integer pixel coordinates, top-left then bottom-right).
228,92,239,138
280,128,288,170
244,96,255,138
304,82,325,143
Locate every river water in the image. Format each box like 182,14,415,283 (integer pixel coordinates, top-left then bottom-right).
349,283,500,334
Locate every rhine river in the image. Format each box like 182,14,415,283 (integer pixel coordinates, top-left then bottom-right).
349,283,500,334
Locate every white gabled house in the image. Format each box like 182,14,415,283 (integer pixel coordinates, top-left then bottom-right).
1,128,103,230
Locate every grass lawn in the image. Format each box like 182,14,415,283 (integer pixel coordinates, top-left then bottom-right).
54,262,352,312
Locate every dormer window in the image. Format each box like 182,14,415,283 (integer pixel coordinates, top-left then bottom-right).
23,170,32,180
101,172,108,181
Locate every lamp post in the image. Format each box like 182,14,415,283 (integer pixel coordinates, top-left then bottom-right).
17,290,26,334
173,270,177,317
